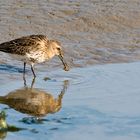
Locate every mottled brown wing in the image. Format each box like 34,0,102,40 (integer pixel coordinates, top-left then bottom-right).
0,35,47,55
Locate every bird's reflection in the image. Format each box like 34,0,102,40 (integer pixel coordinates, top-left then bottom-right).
0,79,69,117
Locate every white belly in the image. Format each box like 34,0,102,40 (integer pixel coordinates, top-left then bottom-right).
10,54,27,62
26,51,48,63
9,51,48,64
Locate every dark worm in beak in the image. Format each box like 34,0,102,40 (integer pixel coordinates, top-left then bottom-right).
58,55,69,71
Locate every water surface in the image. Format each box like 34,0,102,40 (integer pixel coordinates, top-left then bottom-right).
0,62,140,140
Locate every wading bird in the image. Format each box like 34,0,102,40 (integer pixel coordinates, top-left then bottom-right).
0,35,69,77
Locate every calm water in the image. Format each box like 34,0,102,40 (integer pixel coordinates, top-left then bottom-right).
0,0,140,140
0,62,140,140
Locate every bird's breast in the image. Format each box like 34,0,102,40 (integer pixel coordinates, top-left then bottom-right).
9,50,54,64
26,51,49,64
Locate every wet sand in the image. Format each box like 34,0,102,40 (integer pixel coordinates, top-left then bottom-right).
0,0,140,140
0,0,139,68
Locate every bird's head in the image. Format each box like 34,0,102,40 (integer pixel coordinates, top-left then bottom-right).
49,40,69,71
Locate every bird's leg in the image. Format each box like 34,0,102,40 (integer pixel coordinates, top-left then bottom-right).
23,76,27,87
23,62,26,75
31,64,36,77
23,62,26,86
31,77,36,89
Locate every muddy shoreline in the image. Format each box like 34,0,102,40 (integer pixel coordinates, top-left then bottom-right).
0,0,140,69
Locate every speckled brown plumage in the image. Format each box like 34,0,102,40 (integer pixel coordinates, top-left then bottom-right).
0,34,69,77
0,35,48,55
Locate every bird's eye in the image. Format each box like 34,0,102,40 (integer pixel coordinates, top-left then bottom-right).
57,48,61,51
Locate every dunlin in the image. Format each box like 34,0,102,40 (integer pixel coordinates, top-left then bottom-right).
0,80,69,117
0,35,69,77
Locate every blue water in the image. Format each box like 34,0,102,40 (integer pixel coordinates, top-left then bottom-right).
0,62,140,140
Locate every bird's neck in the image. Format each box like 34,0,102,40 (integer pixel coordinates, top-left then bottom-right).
46,47,56,59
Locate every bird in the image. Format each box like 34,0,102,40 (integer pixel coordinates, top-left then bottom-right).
0,34,69,77
0,80,69,117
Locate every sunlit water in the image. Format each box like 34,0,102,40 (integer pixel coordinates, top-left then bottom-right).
0,62,139,140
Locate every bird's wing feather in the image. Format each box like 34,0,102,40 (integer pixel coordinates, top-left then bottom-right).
0,35,47,55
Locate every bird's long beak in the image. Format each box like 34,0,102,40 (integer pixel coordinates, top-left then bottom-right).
58,54,69,71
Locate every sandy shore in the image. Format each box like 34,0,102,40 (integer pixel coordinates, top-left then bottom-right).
0,0,139,68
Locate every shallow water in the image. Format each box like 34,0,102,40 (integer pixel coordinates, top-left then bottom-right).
0,0,140,140
0,62,140,140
